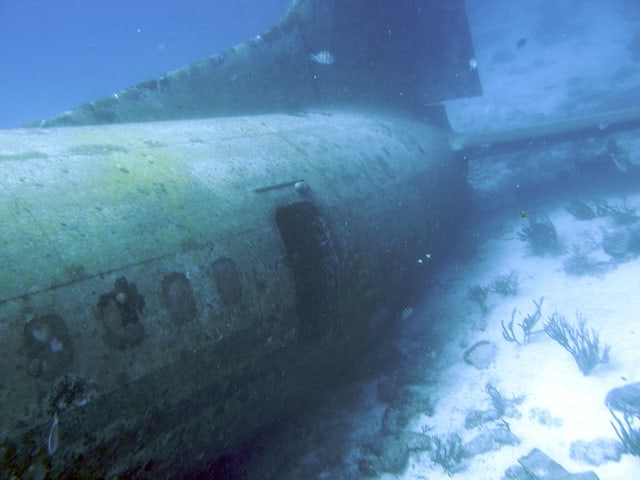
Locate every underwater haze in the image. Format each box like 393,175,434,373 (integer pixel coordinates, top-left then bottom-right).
2,0,640,478
0,0,291,128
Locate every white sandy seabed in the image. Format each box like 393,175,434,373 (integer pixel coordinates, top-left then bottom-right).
383,197,640,479
394,2,640,476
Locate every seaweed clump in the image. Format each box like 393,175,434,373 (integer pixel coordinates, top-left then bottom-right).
563,245,610,276
597,198,639,225
467,284,489,315
465,383,524,429
602,223,640,260
485,383,524,417
490,271,519,296
565,200,596,220
543,312,610,375
518,216,562,255
502,297,544,345
610,410,640,457
606,383,640,457
430,434,465,473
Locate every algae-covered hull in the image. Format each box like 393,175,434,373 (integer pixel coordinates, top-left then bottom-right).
0,110,467,477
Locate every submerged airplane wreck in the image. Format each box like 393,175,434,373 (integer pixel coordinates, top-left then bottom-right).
1,0,638,478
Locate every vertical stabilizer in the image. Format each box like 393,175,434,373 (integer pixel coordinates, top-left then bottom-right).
39,0,480,126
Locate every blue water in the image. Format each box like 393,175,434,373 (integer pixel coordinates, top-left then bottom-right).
0,0,290,128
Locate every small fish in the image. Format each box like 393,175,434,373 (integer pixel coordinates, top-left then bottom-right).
47,412,59,455
310,50,335,65
417,252,432,264
399,307,414,321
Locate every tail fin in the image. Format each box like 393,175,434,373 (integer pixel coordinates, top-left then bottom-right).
40,0,481,127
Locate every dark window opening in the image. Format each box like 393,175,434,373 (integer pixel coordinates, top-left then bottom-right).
275,201,339,341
